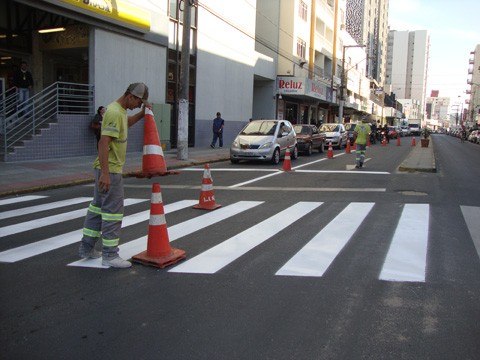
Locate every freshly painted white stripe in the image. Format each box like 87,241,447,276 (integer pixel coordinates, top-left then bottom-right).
0,195,47,207
70,201,263,268
181,168,278,172
461,205,480,259
276,202,374,277
149,214,166,226
169,202,322,274
229,171,282,188
291,153,345,170
124,184,386,192
0,197,91,221
0,200,196,263
294,170,389,175
0,198,146,237
379,204,430,282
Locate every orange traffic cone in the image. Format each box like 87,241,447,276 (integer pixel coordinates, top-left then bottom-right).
397,136,401,146
132,183,186,268
345,141,351,154
411,137,416,146
381,135,387,146
327,142,334,159
367,137,371,147
193,164,222,210
138,107,178,178
282,149,293,171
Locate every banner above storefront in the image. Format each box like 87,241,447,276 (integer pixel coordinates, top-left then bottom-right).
277,77,330,102
59,0,150,31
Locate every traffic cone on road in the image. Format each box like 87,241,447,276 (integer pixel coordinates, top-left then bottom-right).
345,141,351,154
381,135,387,146
282,149,293,171
367,137,371,147
137,107,178,178
397,136,401,146
193,164,222,210
132,183,186,268
327,142,334,159
411,137,416,146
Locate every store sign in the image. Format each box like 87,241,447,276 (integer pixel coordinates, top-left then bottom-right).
60,0,150,31
277,77,329,101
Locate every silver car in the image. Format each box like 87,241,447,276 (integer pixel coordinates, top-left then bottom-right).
320,123,347,149
230,120,298,164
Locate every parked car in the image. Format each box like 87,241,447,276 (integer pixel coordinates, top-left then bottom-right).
401,126,411,136
320,123,347,149
408,123,421,136
344,123,357,145
468,130,479,143
293,124,326,155
230,120,298,164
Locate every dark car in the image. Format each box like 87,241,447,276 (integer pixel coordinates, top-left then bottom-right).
344,123,357,145
293,124,326,155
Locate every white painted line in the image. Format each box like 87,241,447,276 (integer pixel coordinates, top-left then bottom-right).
124,184,386,192
229,171,282,188
379,204,429,282
169,202,322,274
461,205,480,260
0,200,195,263
294,170,389,175
0,198,146,238
276,202,374,277
0,197,91,220
182,168,278,172
0,195,47,207
69,201,264,268
291,153,346,170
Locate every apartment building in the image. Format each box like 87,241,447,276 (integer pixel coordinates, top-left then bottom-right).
467,44,480,126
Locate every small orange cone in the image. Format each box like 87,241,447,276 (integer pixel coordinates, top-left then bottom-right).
411,137,416,146
132,183,186,268
138,107,178,178
193,164,222,210
282,149,292,171
397,136,401,146
327,142,334,159
345,141,351,154
381,135,387,146
367,137,371,147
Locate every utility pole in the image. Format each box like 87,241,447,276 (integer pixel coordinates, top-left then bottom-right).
177,0,192,160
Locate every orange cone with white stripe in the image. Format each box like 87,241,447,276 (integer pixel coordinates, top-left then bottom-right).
397,136,401,146
132,183,186,268
411,137,416,146
327,142,334,159
282,149,292,171
193,164,222,210
345,141,351,154
138,107,178,178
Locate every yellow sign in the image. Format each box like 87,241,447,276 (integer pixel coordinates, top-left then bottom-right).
61,0,150,31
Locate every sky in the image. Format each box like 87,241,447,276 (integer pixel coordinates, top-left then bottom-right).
388,0,480,103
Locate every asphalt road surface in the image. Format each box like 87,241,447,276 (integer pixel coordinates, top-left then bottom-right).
1,134,479,359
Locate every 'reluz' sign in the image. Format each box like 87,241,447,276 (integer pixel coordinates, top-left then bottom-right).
277,76,328,101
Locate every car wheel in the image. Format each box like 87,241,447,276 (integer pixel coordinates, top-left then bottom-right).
306,143,312,156
230,158,239,164
291,145,298,160
271,148,280,165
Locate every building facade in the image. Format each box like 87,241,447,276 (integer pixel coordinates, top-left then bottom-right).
467,44,480,126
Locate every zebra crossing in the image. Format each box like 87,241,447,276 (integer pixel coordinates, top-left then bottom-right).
1,195,479,282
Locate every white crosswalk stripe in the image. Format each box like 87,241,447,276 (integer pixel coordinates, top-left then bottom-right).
0,195,47,207
1,196,479,283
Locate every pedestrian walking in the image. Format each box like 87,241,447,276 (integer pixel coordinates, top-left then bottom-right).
353,115,372,169
78,82,149,268
13,61,34,113
210,112,224,148
90,106,106,148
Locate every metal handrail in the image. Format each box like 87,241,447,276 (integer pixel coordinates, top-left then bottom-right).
1,82,94,153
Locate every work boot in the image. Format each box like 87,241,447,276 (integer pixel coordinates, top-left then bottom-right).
102,256,132,268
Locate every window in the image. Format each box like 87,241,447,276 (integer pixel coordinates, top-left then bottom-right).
297,38,306,59
299,1,308,21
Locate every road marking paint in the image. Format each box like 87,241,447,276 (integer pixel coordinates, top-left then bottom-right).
276,202,374,277
69,201,263,268
0,195,47,207
182,168,278,172
461,205,480,260
124,184,386,192
0,197,91,221
169,202,322,274
0,198,146,237
379,204,430,282
294,170,389,175
0,200,195,263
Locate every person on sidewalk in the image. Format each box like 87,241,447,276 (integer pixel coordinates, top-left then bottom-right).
13,61,34,114
78,83,149,268
210,112,224,148
353,115,372,169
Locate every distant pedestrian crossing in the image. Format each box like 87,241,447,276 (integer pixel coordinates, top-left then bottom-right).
1,195,479,282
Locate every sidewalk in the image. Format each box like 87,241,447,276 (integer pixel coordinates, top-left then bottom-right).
0,139,436,197
0,147,230,197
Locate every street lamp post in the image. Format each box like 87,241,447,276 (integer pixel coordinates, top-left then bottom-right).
338,44,366,123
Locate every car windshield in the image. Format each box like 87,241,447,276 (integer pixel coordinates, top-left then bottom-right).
344,123,356,131
240,121,278,135
320,124,340,132
293,125,311,135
